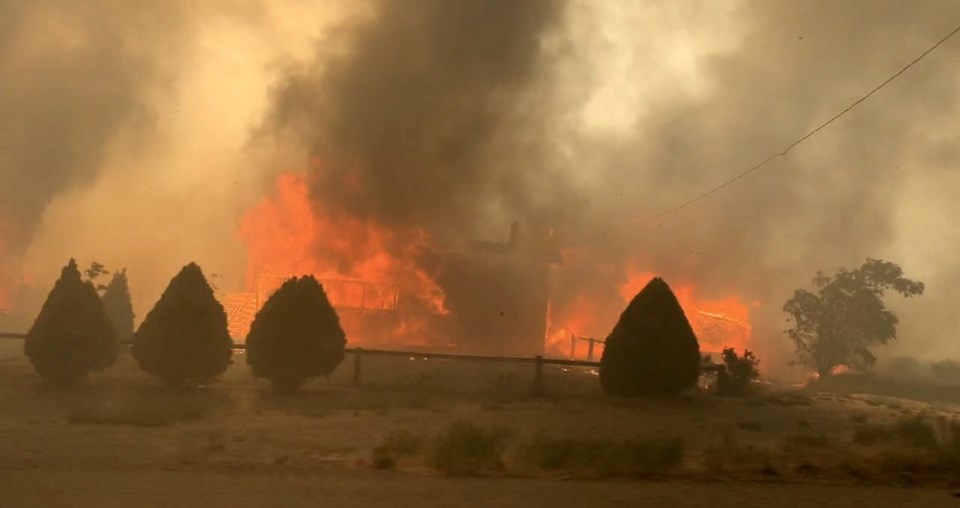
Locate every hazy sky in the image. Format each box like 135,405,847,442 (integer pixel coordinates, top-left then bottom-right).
3,1,959,374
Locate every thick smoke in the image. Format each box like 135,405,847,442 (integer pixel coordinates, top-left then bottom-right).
265,0,572,241
0,1,185,256
258,0,960,370
4,0,959,372
0,1,346,327
566,1,960,372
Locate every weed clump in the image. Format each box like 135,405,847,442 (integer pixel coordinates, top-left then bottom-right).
520,434,684,477
430,421,509,475
716,348,760,396
371,429,426,470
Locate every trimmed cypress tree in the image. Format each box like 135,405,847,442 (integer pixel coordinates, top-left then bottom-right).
132,263,232,387
24,259,118,386
101,270,135,344
246,276,346,392
600,277,701,396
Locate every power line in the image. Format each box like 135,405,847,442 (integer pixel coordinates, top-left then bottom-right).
638,22,960,225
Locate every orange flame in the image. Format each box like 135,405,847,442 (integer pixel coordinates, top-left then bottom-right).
619,269,754,356
231,171,757,359
227,171,446,345
545,263,756,361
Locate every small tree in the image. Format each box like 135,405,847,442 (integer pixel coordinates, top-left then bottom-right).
716,348,760,396
784,258,924,377
132,263,232,387
600,277,701,396
246,276,346,392
101,270,135,344
84,261,110,292
24,259,118,386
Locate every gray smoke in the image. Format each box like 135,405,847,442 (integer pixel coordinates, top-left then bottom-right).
0,1,187,257
259,0,960,372
264,0,572,242
568,0,960,372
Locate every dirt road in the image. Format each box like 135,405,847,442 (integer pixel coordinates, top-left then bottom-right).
2,469,958,508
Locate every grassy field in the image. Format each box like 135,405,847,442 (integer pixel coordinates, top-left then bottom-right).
2,341,960,507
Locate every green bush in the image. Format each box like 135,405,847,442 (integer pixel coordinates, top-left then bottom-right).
600,277,701,396
24,259,118,386
246,276,346,392
132,263,232,387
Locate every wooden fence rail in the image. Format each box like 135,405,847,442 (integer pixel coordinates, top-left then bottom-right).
0,332,599,395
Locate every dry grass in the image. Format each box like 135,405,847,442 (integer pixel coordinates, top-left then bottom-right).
371,429,427,469
430,421,511,475
68,389,229,427
5,349,960,488
517,433,684,477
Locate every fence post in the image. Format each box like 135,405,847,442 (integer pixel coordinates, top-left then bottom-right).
532,355,544,396
353,348,363,386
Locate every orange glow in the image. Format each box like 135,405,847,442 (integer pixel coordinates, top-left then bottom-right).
619,269,754,355
545,294,602,358
230,170,757,359
830,365,851,376
544,263,756,361
226,171,447,345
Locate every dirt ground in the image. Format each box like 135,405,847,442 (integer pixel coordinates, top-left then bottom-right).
2,342,959,507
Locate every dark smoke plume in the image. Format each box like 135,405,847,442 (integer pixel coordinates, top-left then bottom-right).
265,0,571,241
261,0,960,368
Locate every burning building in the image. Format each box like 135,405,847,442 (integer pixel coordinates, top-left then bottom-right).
225,214,560,357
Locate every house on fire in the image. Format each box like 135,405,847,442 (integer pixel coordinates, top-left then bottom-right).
436,222,561,357
223,222,561,357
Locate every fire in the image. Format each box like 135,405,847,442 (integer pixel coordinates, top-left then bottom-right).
229,170,756,359
544,264,756,361
620,269,754,356
545,294,603,359
226,170,447,345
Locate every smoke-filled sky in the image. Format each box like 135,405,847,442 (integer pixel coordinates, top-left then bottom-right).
3,0,959,376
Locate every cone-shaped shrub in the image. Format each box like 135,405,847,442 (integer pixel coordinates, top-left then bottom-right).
246,276,346,392
24,259,118,386
101,270,135,344
132,263,232,387
600,277,701,396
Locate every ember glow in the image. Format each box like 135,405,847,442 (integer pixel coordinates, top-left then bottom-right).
620,269,755,356
544,265,756,361
225,170,447,345
227,173,759,358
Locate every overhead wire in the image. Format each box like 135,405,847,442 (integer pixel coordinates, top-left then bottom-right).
638,22,960,225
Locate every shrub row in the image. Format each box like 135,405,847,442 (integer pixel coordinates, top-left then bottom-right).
25,260,346,391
